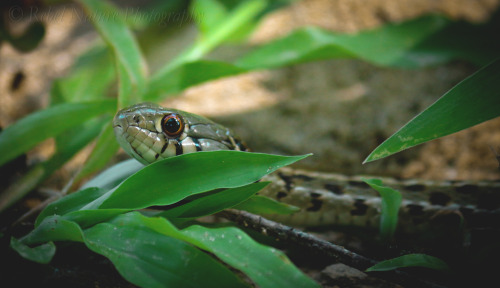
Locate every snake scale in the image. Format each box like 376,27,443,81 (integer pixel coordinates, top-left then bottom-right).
113,102,500,235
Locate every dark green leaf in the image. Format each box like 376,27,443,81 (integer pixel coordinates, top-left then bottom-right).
95,151,309,210
234,195,300,215
21,216,83,246
0,100,115,167
365,58,500,162
182,225,319,288
158,182,269,219
84,215,247,288
362,178,401,239
10,238,55,264
35,187,107,227
366,253,451,272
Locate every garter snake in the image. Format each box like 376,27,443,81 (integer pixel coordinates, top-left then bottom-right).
113,102,500,234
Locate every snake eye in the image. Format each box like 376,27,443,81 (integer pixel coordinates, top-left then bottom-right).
161,113,184,137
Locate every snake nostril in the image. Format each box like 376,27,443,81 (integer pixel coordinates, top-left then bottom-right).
133,115,140,123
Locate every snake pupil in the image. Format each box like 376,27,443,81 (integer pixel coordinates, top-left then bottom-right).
162,113,184,137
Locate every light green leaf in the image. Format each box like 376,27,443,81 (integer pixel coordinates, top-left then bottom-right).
0,100,115,168
50,44,115,104
78,0,148,108
364,58,500,163
96,151,309,210
236,15,500,70
366,253,451,272
80,159,143,191
10,238,56,264
182,225,320,288
84,215,247,288
362,178,401,240
147,0,266,99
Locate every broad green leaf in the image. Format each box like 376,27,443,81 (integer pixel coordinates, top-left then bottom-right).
366,253,451,272
10,238,55,264
234,194,300,215
96,151,309,210
84,216,247,288
364,58,500,163
21,216,84,246
182,225,319,288
0,100,115,167
80,159,144,191
362,178,401,240
35,187,106,227
0,118,106,213
50,44,115,104
78,0,148,108
145,60,246,101
236,15,500,70
74,122,120,182
158,182,269,219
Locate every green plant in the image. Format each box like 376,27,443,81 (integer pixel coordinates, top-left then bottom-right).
2,0,500,286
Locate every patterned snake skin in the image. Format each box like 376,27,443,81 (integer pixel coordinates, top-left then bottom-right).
113,103,500,233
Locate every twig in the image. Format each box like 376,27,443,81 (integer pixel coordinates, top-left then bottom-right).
218,209,446,288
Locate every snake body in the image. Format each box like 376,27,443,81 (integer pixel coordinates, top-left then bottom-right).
113,103,500,233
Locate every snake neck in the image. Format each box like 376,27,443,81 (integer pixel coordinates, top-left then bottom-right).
259,167,500,234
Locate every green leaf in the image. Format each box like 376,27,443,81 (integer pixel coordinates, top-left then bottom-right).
35,187,106,227
364,58,500,163
64,209,130,229
366,253,451,272
74,122,120,182
0,117,106,213
236,15,500,70
80,159,144,191
234,195,300,215
158,182,269,219
50,44,115,104
95,151,309,210
148,0,266,98
78,0,148,108
182,225,319,288
362,178,401,240
145,60,246,101
21,216,84,246
10,238,56,264
191,0,227,36
0,99,115,168
84,215,247,288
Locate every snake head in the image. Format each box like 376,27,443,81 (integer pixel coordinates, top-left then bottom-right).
113,102,248,165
